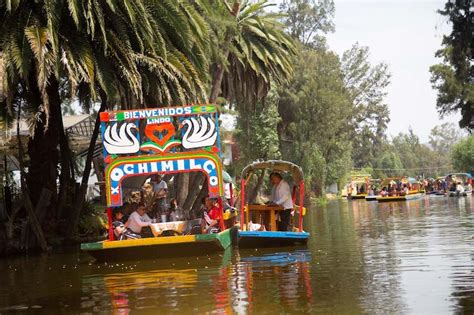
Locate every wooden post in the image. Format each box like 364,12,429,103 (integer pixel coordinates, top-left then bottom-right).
240,179,245,230
299,182,305,232
107,207,114,241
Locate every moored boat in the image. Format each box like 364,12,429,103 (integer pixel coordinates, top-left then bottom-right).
237,160,309,248
81,104,235,261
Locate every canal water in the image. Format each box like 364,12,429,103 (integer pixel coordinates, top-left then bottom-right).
1,196,473,314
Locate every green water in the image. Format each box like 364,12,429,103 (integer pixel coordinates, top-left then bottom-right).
1,196,473,314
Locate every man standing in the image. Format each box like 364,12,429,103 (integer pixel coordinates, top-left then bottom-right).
270,172,293,231
152,174,168,218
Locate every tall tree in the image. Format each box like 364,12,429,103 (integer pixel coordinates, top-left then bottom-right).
1,0,210,242
280,0,335,47
429,0,473,130
277,46,353,195
341,43,391,168
451,135,474,172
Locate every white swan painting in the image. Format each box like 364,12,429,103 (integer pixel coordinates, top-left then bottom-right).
181,116,217,149
103,122,140,154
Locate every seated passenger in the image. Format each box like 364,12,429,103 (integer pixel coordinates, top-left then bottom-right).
126,202,156,236
201,196,221,234
380,187,388,197
168,198,181,222
113,221,141,240
368,186,375,196
456,182,465,193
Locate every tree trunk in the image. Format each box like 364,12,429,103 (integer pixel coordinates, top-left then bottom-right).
175,173,190,207
26,83,60,207
68,92,107,239
182,173,206,211
17,100,48,252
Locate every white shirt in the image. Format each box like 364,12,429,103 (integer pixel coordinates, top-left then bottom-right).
127,211,153,233
153,180,167,191
271,180,293,209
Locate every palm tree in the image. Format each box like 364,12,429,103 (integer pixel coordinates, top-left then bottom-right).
0,0,210,242
204,0,296,104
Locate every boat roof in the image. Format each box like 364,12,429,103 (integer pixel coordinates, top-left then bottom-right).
446,173,472,178
241,160,304,183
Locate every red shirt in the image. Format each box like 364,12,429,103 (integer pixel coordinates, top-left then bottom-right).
208,205,222,220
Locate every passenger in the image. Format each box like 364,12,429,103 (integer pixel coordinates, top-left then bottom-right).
456,182,465,194
126,202,156,236
113,208,128,224
380,187,388,197
201,196,221,234
151,174,168,217
401,184,409,196
113,221,141,240
168,198,181,222
368,186,375,196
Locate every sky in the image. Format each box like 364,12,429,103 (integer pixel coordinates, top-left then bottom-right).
325,0,461,142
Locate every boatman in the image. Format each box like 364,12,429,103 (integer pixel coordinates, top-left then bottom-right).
269,172,294,231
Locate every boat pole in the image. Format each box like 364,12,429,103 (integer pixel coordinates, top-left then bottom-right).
299,182,305,232
106,207,114,241
240,179,246,230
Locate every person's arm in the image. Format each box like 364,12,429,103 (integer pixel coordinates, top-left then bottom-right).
274,182,291,206
129,212,152,227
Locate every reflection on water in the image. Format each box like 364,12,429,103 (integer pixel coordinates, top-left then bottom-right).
0,196,473,313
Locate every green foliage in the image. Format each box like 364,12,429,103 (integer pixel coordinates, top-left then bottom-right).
205,0,296,104
451,135,474,173
429,1,473,130
280,0,335,47
235,93,281,166
277,46,353,195
341,43,391,168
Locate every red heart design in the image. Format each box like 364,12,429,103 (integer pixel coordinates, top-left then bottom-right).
145,123,175,146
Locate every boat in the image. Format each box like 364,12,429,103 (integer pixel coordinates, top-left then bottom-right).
346,173,371,200
237,160,309,248
376,193,422,202
376,177,424,202
445,173,473,197
365,195,378,201
81,104,236,261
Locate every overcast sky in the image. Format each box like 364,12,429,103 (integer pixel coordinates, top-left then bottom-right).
271,0,461,142
325,0,461,142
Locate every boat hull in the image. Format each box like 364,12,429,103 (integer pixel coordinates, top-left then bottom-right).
347,194,367,200
365,195,377,201
448,191,472,197
81,228,234,262
377,193,422,202
237,231,309,248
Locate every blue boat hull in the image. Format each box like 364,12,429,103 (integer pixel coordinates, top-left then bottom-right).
237,231,309,248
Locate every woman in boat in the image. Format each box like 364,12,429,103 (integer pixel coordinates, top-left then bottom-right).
380,187,388,197
201,196,221,234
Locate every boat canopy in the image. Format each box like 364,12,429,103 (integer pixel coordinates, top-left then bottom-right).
241,160,304,183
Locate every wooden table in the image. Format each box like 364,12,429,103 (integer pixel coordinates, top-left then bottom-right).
150,221,187,237
246,204,283,232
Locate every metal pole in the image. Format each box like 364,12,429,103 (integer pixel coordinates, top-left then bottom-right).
240,179,246,230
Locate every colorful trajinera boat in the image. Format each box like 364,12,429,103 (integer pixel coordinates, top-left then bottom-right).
376,177,423,202
445,173,473,197
81,104,233,261
237,160,309,248
346,174,371,200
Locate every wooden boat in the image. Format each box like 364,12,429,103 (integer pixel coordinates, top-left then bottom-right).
377,192,422,202
346,173,371,200
81,104,235,261
365,195,378,201
445,173,473,197
237,160,309,248
81,229,233,262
